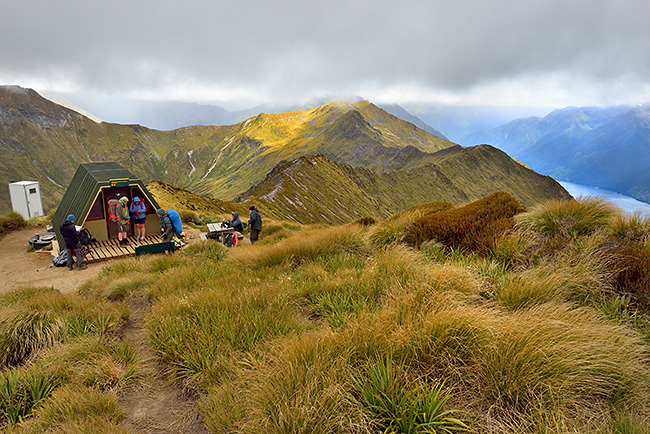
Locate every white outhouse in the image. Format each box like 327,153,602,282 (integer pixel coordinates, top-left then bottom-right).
9,181,44,219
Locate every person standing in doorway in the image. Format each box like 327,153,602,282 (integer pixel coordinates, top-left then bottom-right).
116,196,131,245
248,205,262,244
130,197,147,240
59,214,87,270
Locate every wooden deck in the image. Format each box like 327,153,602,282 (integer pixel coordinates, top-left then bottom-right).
82,235,186,263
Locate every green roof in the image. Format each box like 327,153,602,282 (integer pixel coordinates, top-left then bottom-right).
52,162,159,247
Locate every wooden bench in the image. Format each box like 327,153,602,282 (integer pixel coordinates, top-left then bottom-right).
134,241,176,257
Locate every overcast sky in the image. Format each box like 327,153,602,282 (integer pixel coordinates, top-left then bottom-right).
2,0,649,109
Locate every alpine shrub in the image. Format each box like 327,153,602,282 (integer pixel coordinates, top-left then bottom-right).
408,192,525,254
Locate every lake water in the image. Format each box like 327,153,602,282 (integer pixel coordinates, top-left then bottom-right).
558,181,650,216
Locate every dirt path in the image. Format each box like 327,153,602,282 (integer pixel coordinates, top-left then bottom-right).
120,297,211,434
1,227,212,433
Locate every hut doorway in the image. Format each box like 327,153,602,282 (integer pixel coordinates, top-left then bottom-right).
103,187,132,239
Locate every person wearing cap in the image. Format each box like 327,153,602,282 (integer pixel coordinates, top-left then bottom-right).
156,208,174,240
130,197,147,240
59,214,87,270
248,206,262,244
116,196,131,246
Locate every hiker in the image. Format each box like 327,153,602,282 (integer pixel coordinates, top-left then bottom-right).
116,196,131,245
226,211,244,234
130,196,147,240
59,214,87,270
157,208,175,240
248,205,262,244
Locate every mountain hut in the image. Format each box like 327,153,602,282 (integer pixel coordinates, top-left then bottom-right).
52,162,160,247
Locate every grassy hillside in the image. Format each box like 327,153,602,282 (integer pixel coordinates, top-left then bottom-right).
2,87,571,226
2,195,650,433
0,88,456,215
236,149,571,225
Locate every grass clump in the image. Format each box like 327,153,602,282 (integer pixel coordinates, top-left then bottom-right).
181,239,228,261
0,369,59,427
237,224,366,269
0,212,27,239
351,354,471,433
408,192,525,254
0,287,122,367
517,196,617,238
10,385,127,434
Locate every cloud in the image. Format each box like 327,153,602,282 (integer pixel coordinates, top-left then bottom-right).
1,0,649,107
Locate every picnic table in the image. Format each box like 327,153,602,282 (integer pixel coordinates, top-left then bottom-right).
206,223,234,243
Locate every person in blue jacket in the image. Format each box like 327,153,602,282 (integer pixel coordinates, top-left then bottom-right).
130,197,147,240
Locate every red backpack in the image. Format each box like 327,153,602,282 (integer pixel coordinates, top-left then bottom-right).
107,199,120,222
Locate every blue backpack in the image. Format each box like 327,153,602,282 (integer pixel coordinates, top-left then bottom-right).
167,209,183,234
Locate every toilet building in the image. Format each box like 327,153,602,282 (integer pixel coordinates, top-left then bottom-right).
52,162,160,247
9,181,44,219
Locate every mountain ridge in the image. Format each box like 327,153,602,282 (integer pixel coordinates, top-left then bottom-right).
0,86,569,221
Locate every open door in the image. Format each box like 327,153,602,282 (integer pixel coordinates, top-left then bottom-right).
103,187,132,239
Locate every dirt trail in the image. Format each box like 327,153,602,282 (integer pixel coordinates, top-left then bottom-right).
120,297,211,434
1,227,212,433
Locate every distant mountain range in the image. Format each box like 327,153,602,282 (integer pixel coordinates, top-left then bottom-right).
0,85,569,221
463,105,650,203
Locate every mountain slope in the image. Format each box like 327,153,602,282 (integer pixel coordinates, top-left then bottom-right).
0,86,569,221
235,151,571,224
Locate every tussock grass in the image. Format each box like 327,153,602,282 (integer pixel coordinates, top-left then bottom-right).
202,329,358,434
10,385,127,434
33,336,142,390
232,224,366,269
476,303,647,414
0,212,26,239
180,239,227,261
147,279,310,386
517,196,618,238
497,250,612,310
6,195,650,432
0,288,122,367
610,211,650,240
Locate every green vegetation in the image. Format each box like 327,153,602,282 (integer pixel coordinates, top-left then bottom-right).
2,194,650,433
0,212,26,239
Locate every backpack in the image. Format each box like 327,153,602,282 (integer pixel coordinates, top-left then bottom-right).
52,250,68,267
107,199,120,222
79,228,97,246
223,232,238,247
167,209,183,234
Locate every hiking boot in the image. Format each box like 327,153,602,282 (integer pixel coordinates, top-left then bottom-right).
78,264,88,270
